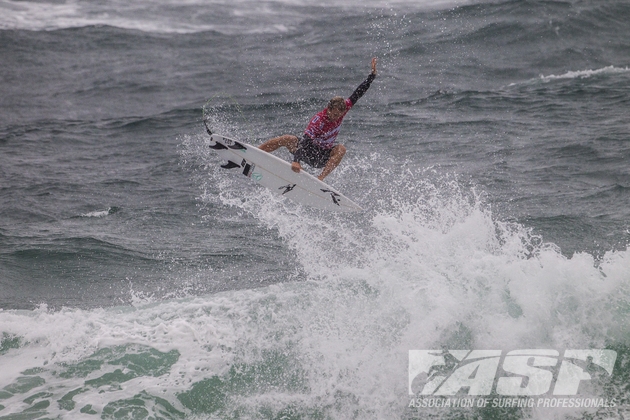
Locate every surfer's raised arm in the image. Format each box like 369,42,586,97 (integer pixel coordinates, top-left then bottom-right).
349,57,377,106
259,57,378,181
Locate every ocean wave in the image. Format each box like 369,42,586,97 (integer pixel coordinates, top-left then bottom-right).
4,132,630,416
0,0,294,34
507,65,630,87
1,169,629,417
0,0,479,33
538,66,630,82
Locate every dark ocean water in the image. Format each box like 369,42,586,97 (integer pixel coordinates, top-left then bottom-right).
1,0,630,418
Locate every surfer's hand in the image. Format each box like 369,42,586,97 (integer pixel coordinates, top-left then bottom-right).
291,162,301,173
371,57,377,75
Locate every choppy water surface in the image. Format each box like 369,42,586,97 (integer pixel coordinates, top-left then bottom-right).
1,0,629,418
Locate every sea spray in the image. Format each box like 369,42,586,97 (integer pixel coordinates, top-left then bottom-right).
175,138,630,417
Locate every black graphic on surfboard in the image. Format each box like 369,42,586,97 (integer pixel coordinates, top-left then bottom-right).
321,189,341,206
279,184,297,195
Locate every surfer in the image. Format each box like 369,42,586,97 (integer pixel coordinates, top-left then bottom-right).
259,57,378,181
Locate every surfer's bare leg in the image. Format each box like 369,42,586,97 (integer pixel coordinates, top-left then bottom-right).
318,144,346,181
259,135,298,153
260,135,304,174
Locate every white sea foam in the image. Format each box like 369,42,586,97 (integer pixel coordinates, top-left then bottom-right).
510,65,630,87
538,66,630,82
80,208,111,218
197,138,630,416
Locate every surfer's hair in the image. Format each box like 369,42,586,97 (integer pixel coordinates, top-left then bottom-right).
328,96,347,111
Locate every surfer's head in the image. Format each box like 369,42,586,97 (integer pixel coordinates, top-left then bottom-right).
327,96,347,121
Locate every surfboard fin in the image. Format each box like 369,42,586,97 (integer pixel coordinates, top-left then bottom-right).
221,160,240,169
209,142,228,150
228,142,247,151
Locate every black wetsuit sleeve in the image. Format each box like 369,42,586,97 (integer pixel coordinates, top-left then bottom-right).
349,73,376,106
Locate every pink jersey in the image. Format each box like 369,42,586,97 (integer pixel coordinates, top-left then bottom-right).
303,98,354,149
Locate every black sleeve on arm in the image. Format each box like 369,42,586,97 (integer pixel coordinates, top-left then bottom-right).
349,73,376,106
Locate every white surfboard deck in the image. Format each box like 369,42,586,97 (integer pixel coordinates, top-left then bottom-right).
206,133,363,212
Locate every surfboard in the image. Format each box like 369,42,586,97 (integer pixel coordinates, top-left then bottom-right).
205,129,363,212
